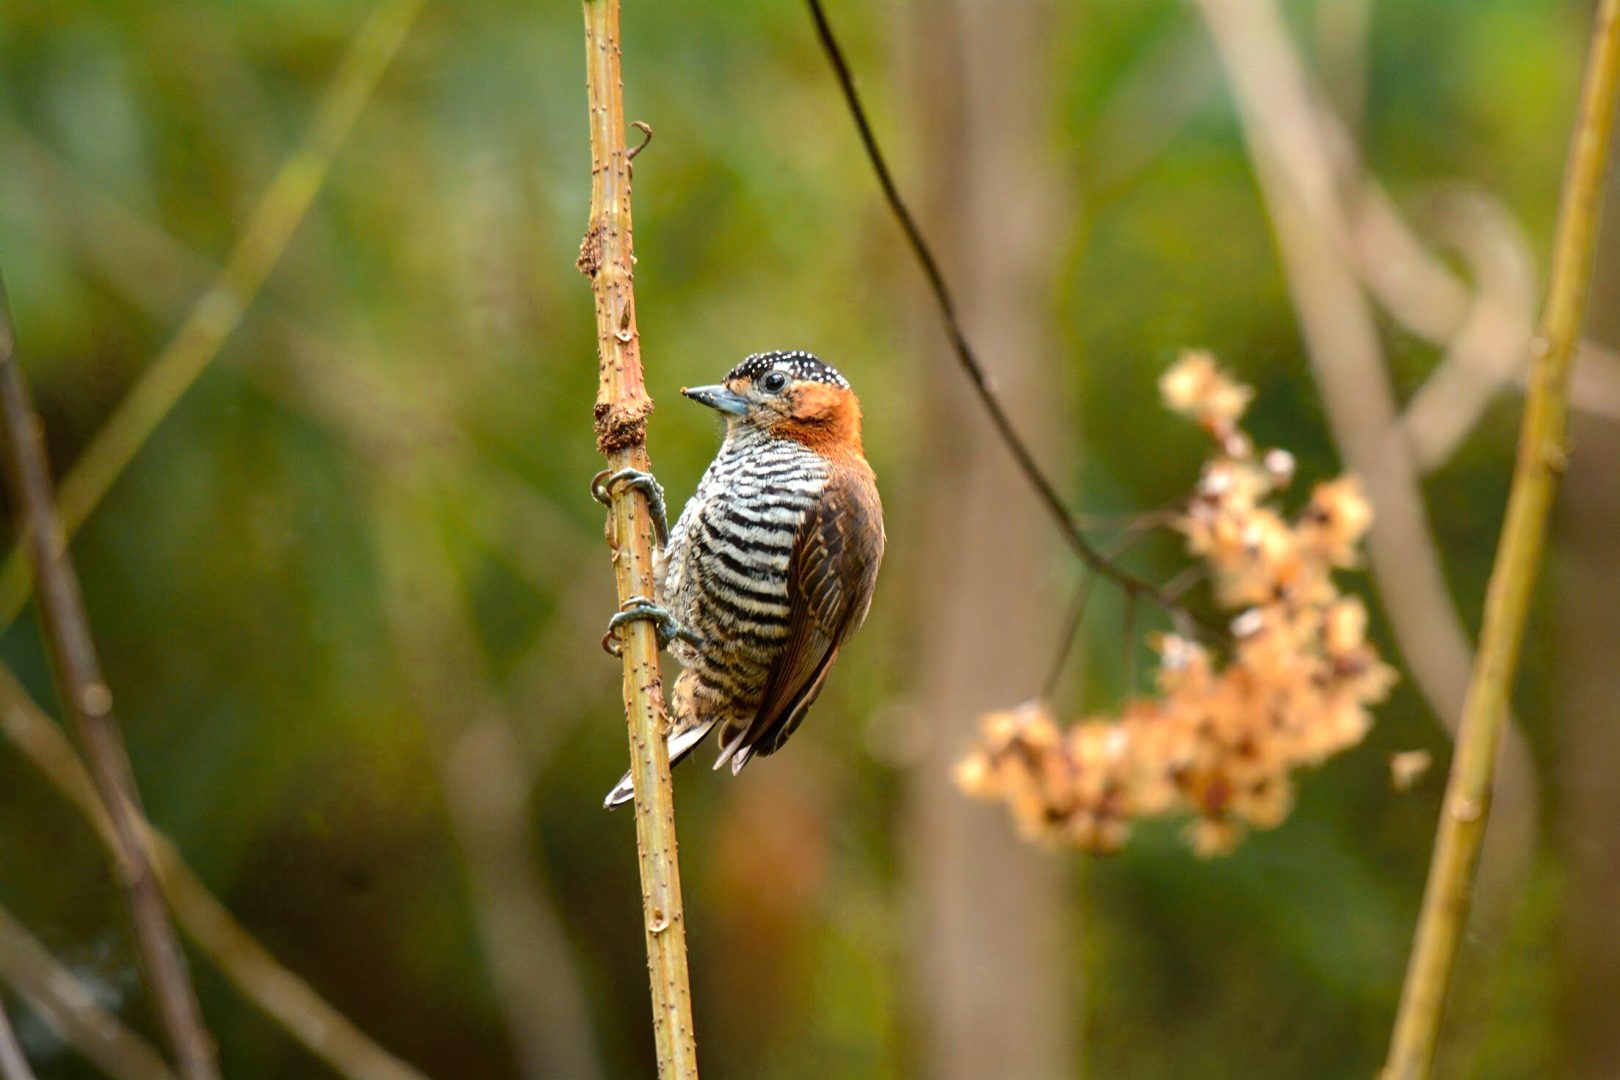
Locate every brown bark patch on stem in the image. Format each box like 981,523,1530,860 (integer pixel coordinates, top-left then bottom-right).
595,399,652,455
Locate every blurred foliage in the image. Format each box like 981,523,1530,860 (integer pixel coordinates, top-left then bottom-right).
0,0,1603,1077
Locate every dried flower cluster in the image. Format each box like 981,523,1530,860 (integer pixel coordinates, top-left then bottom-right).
955,351,1395,856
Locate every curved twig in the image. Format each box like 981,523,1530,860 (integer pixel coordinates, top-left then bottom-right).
628,121,654,162
1390,188,1537,472
1319,110,1620,443
805,0,1219,635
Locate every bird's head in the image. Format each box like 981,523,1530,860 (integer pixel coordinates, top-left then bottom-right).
682,350,864,456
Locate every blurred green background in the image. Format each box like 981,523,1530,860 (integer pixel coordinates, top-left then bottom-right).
1,1,1616,1077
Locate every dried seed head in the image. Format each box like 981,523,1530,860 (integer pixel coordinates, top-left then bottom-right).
1160,350,1255,434
956,354,1394,856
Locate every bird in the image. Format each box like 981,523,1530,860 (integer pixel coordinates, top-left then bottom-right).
601,350,884,808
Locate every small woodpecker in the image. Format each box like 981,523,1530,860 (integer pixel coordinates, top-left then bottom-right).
600,350,884,808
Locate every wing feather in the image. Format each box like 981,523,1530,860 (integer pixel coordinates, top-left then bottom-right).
726,464,883,765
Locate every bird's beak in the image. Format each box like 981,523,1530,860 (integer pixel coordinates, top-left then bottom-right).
681,384,749,416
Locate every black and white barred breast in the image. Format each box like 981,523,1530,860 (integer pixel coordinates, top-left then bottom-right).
658,427,829,717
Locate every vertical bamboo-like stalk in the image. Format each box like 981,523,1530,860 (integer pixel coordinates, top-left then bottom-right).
1383,2,1620,1076
576,2,699,1076
0,288,217,1079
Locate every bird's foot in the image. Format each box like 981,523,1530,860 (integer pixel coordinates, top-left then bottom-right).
591,468,669,548
601,595,700,657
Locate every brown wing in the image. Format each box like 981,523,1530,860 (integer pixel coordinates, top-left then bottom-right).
718,464,883,772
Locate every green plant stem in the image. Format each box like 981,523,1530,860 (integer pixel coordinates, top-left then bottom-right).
0,0,424,630
577,1,699,1076
1383,2,1620,1075
0,286,217,1079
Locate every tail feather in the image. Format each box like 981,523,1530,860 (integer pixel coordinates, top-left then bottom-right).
711,727,748,774
602,720,716,809
711,729,754,776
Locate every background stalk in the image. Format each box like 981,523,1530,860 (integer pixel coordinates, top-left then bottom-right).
1383,1,1620,1075
0,284,217,1078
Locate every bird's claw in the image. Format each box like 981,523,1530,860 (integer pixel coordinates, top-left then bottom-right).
601,595,699,657
591,468,669,548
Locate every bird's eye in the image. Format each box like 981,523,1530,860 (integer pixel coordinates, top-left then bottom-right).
761,371,789,393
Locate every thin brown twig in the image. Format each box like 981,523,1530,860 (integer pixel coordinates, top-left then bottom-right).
577,1,698,1076
1384,1,1620,1074
0,285,216,1078
1160,563,1207,604
805,0,1220,636
0,904,175,1080
0,996,37,1080
0,665,429,1080
1041,574,1097,702
1120,592,1139,695
628,121,654,162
